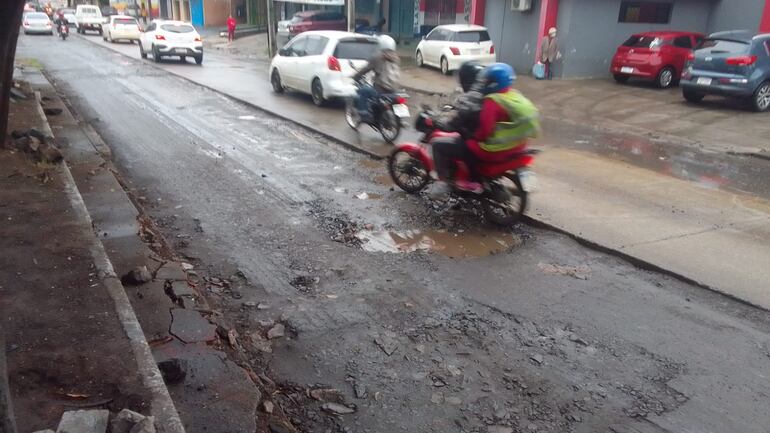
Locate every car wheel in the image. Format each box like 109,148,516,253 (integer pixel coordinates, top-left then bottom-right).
98,29,103,35
311,78,325,107
195,55,203,65
416,50,423,67
613,73,630,84
752,81,770,112
139,43,147,59
440,56,450,75
180,55,186,62
271,70,284,93
656,66,675,89
152,45,161,63
683,89,705,104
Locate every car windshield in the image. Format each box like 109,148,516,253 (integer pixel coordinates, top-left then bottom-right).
115,18,137,25
160,24,195,33
333,40,379,60
80,8,99,15
26,12,48,19
622,36,662,48
697,38,750,54
454,30,491,43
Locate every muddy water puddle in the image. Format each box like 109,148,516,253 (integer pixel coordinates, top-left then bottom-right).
358,159,383,170
357,229,521,258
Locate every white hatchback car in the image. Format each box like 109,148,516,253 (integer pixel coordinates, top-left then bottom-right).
103,15,141,43
415,24,496,75
22,12,54,35
139,20,203,65
269,31,379,106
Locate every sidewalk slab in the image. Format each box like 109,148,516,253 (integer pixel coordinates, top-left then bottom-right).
80,34,770,309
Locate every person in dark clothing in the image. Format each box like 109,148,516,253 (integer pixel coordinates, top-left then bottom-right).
431,61,486,189
352,35,400,122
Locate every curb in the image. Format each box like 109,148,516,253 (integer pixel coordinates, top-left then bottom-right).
75,34,769,312
33,92,186,433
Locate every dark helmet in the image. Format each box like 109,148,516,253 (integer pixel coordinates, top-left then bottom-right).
458,61,485,92
481,63,516,95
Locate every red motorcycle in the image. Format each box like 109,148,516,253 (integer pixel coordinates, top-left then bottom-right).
388,108,538,226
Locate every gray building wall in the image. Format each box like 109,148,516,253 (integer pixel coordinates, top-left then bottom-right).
707,0,764,33
557,0,712,77
484,0,542,75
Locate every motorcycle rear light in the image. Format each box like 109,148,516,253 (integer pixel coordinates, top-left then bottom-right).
686,52,695,61
490,44,495,54
327,56,341,71
155,34,165,40
395,96,407,104
726,55,757,66
449,47,460,55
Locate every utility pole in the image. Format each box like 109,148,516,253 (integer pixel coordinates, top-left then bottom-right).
266,0,275,57
346,0,355,32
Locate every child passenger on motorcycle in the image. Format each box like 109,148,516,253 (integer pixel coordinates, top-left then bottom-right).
352,35,401,123
435,63,540,193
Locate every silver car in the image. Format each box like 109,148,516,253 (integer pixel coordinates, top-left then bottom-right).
23,12,54,35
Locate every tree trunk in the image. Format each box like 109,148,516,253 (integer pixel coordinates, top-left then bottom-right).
0,0,25,143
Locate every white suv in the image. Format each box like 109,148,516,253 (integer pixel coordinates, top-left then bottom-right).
415,24,496,75
103,15,141,43
139,20,203,65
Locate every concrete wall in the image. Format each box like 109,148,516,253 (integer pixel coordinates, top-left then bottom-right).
707,0,763,33
484,0,542,75
557,0,711,77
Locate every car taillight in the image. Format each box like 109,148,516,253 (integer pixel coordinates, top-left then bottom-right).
155,34,165,40
449,47,460,55
726,55,757,66
395,96,407,104
327,56,341,71
490,44,495,54
194,36,201,42
112,22,116,28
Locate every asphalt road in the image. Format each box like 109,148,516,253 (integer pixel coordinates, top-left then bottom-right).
16,33,770,433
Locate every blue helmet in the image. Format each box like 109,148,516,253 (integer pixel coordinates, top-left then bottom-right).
482,63,516,94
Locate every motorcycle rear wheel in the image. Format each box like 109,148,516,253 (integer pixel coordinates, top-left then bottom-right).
344,99,360,130
481,172,528,226
388,148,430,193
378,110,401,144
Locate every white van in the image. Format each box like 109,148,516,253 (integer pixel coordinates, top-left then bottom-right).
75,4,104,35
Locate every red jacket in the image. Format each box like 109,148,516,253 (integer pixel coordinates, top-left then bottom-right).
467,87,527,162
226,17,237,31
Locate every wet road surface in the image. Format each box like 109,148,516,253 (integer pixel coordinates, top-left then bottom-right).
17,34,770,433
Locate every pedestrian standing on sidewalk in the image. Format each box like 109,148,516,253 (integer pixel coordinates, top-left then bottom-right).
540,27,561,80
227,14,237,43
140,3,147,24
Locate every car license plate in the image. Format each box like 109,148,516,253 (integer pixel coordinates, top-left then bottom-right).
620,66,634,74
696,77,712,86
175,48,187,53
393,104,410,118
469,49,480,55
518,170,537,192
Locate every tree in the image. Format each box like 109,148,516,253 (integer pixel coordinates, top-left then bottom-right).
0,0,26,143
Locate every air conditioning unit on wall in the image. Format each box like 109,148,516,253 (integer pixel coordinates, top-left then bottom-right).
511,0,532,12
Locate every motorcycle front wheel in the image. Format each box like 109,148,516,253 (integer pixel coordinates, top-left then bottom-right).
481,172,528,226
378,109,401,144
388,148,430,193
344,98,360,130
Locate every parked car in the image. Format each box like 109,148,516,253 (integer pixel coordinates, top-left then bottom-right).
681,31,770,112
269,31,379,106
286,11,347,39
75,4,104,35
611,31,704,88
101,6,119,18
103,15,141,43
22,12,53,35
139,20,203,65
56,8,77,26
415,24,496,75
24,3,37,12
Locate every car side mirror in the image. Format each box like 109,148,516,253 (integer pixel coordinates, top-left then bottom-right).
422,36,426,40
278,48,289,56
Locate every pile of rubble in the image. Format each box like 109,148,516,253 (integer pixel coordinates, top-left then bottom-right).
5,128,63,164
33,408,155,433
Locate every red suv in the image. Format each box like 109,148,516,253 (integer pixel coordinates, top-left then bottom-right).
611,31,704,88
288,11,347,38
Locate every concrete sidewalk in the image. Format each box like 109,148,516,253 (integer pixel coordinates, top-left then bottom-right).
1,76,183,432
81,34,770,310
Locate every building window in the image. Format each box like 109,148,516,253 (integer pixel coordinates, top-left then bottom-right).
618,2,672,24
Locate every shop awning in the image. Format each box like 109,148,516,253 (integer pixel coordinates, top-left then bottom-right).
275,0,345,5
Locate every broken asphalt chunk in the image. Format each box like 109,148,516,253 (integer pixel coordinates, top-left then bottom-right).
169,308,217,343
374,335,398,356
155,262,188,281
321,402,356,415
56,409,109,433
111,409,146,433
267,323,286,339
530,354,544,365
122,266,152,286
